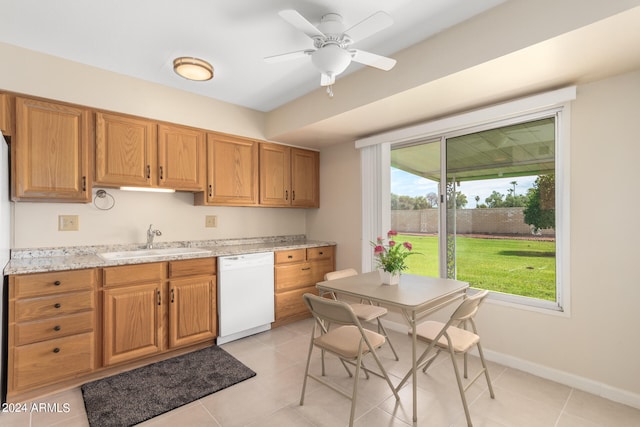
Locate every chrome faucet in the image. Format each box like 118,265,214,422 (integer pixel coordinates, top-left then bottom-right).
146,224,162,249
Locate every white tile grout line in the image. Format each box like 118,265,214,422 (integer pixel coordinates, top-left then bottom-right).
554,387,574,427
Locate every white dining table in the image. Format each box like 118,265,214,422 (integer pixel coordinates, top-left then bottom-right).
316,271,469,423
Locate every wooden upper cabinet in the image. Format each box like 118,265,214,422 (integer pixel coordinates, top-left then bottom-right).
291,148,319,208
12,97,91,202
195,133,258,206
259,142,291,206
157,124,205,191
0,93,14,136
95,114,204,191
94,112,156,187
259,143,319,207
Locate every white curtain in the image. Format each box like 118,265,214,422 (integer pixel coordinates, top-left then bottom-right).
359,143,390,272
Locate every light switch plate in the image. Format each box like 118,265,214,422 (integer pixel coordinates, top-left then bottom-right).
58,215,79,231
205,215,217,228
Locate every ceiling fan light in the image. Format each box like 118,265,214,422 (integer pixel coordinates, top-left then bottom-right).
173,57,213,81
311,45,351,77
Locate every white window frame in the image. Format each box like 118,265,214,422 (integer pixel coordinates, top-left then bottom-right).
357,87,574,316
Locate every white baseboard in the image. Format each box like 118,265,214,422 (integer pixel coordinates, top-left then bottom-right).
381,318,640,410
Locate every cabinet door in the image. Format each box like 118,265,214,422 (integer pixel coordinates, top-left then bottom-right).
204,133,258,206
103,283,162,366
259,143,291,206
13,97,90,202
95,112,156,187
0,92,13,136
291,148,319,208
157,124,205,191
168,277,217,348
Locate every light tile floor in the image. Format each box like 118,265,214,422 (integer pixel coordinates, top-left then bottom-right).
2,318,640,426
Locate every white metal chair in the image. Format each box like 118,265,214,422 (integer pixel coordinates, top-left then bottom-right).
324,268,399,360
398,289,495,426
300,293,399,427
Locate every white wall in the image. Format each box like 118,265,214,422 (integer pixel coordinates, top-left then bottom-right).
306,142,361,271
323,70,640,404
13,189,305,248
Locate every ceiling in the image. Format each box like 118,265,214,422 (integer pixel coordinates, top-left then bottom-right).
0,0,506,112
2,1,640,150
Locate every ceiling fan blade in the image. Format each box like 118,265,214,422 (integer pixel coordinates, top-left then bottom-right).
351,49,396,71
279,9,325,39
320,73,335,87
344,11,393,43
264,49,314,63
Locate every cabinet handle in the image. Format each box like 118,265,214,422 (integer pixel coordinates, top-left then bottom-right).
208,184,212,197
146,165,151,179
53,347,60,353
285,190,288,201
82,176,87,192
53,280,61,286
157,290,161,306
292,190,295,201
319,252,323,255
301,267,311,271
287,255,293,259
159,166,164,180
171,288,175,303
53,325,61,331
54,303,61,309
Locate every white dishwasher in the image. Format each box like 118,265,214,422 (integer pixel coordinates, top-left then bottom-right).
217,252,275,344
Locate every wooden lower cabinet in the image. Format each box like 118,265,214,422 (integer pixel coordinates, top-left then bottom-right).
168,258,217,348
103,283,163,366
8,268,97,396
274,245,335,326
102,258,217,367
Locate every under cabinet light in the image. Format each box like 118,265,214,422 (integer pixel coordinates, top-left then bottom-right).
120,187,176,193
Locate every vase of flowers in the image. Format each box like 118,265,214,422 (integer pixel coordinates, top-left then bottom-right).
372,230,416,285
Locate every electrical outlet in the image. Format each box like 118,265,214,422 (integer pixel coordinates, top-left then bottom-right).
205,215,217,228
58,215,79,231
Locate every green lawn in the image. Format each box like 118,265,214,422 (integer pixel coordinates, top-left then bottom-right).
398,234,556,301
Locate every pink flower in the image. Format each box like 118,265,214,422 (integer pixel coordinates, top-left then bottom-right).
403,242,413,251
387,230,398,237
376,236,383,243
373,245,385,255
388,240,396,247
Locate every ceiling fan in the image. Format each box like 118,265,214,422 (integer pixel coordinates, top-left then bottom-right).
265,9,397,96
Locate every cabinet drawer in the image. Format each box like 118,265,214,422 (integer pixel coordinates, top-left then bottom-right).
15,291,94,322
12,269,95,298
15,312,94,346
169,257,216,278
275,285,318,320
311,258,336,284
12,332,94,391
275,249,306,264
103,262,164,287
275,262,312,292
307,246,334,260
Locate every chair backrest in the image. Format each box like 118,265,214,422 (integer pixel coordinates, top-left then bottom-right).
303,293,360,326
450,289,489,323
324,268,358,281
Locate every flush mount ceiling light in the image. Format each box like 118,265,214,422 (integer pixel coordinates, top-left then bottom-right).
173,57,213,81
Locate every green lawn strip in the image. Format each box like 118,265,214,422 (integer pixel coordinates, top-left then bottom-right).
396,234,556,301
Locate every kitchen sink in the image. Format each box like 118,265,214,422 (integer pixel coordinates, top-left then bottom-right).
98,247,211,261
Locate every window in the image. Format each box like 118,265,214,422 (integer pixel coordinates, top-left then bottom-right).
358,88,573,313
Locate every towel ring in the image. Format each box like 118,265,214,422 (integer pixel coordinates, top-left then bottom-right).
94,189,115,211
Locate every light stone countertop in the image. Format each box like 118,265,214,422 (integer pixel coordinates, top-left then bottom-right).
4,235,336,275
